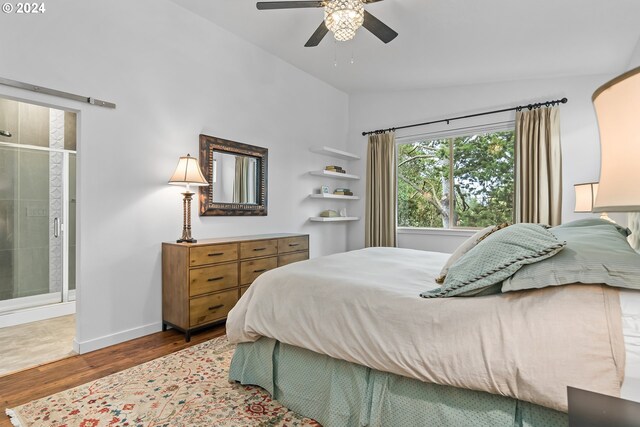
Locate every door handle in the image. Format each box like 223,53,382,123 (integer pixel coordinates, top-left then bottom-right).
54,218,60,238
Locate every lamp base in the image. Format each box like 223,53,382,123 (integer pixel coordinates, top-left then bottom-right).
177,238,197,244
600,212,616,223
177,191,197,244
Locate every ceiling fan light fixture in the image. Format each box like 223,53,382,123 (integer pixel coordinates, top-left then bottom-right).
324,0,364,41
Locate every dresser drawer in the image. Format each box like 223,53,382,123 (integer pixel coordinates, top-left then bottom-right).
278,236,308,254
240,285,250,297
240,256,278,285
189,263,238,297
189,289,238,327
190,243,238,267
240,239,278,259
278,251,309,267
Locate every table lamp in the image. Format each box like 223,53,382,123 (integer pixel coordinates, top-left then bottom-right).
168,154,208,243
574,182,611,221
592,66,640,250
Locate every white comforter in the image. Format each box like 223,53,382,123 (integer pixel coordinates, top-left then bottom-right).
226,247,625,412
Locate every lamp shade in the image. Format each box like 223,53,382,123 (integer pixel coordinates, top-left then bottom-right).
592,66,640,212
168,154,208,186
574,182,598,212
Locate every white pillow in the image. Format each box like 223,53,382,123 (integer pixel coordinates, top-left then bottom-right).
435,224,508,283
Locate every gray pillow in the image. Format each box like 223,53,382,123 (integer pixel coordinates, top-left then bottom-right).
502,224,640,293
421,223,565,298
553,218,631,237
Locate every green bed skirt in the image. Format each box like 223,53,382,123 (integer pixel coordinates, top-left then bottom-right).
228,337,568,427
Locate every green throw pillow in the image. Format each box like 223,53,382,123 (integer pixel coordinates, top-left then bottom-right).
552,218,631,237
502,223,640,293
421,223,565,298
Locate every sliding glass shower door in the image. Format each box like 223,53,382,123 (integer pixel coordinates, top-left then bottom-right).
0,98,77,317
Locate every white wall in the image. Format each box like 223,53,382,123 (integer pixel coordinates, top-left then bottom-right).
346,74,616,252
0,0,349,352
627,37,640,69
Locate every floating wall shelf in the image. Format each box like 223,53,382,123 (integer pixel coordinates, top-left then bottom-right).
309,216,360,222
309,170,359,180
309,146,360,161
308,194,359,200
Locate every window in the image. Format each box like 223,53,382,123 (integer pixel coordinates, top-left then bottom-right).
397,129,515,229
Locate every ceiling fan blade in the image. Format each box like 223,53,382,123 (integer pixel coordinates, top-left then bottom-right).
256,1,323,10
363,0,385,3
305,21,329,47
362,10,398,43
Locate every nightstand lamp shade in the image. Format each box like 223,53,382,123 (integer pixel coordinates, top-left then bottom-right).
169,154,208,244
574,183,598,213
168,154,208,190
592,66,640,213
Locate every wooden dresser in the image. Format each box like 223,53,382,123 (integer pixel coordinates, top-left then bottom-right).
162,233,309,341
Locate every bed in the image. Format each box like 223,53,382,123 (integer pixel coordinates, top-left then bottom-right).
226,222,640,427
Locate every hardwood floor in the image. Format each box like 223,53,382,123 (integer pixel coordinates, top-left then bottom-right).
0,325,226,427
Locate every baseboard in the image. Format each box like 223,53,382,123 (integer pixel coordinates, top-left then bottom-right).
74,322,163,354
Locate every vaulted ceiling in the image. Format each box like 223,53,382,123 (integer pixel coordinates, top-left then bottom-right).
171,0,640,94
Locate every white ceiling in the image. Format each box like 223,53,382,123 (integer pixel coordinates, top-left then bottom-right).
171,0,640,94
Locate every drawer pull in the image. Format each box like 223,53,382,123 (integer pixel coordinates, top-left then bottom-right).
253,247,266,251
253,269,267,273
208,252,224,257
208,304,224,311
289,243,300,247
207,276,224,282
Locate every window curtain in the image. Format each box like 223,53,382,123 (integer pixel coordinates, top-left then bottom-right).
366,132,397,247
515,107,562,226
233,157,256,204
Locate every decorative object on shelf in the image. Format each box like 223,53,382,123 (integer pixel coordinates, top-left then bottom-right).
339,208,347,217
169,154,209,243
592,65,640,250
321,185,330,194
319,209,339,218
325,165,346,174
199,134,268,217
255,0,398,47
333,188,353,196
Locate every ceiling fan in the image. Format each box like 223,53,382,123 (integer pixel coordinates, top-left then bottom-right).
256,0,398,47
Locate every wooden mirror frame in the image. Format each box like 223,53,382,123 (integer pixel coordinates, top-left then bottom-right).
198,134,268,216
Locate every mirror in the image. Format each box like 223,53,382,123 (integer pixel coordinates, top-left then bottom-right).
199,134,268,216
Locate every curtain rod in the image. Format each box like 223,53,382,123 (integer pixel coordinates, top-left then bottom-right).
361,97,568,136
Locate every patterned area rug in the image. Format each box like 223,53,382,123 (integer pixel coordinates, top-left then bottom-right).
6,336,319,427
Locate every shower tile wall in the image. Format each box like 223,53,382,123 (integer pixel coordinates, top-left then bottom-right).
49,109,64,294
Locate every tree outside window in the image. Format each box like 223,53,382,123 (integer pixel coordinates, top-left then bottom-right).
397,130,515,229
